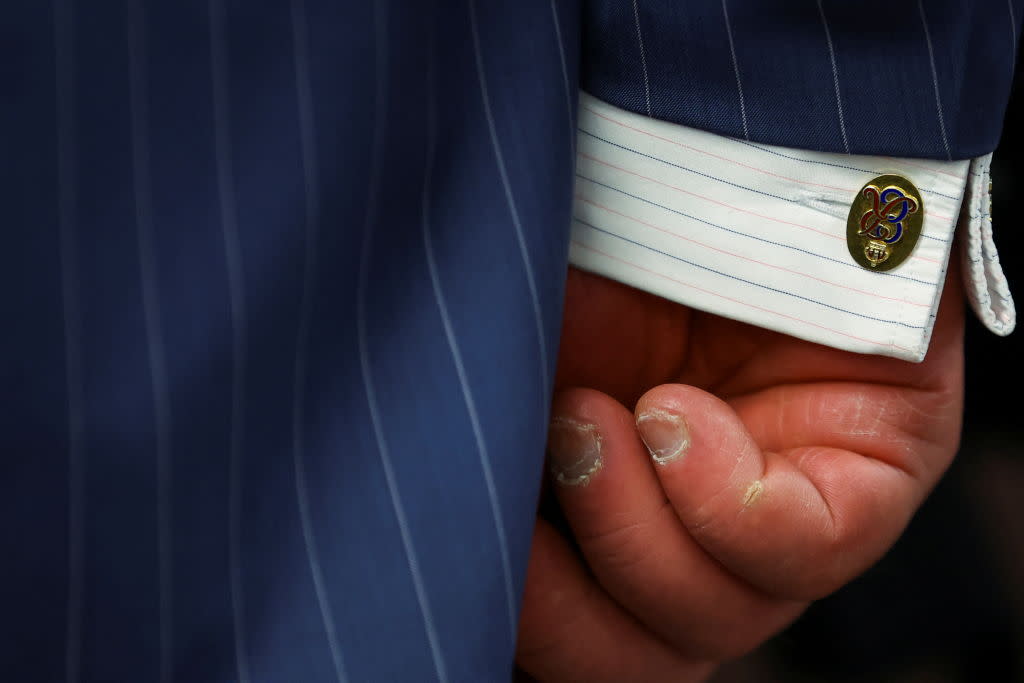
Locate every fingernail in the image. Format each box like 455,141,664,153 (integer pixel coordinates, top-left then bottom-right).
547,417,603,486
636,408,690,465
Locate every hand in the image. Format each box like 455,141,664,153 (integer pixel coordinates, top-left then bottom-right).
515,266,965,682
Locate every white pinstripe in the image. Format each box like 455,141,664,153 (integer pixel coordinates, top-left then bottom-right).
356,3,448,681
421,49,518,645
572,93,973,361
917,0,953,161
550,0,576,160
720,0,749,140
289,2,350,681
208,3,251,681
54,2,84,681
468,0,550,398
631,0,652,116
126,7,174,682
816,0,850,154
1009,0,1018,67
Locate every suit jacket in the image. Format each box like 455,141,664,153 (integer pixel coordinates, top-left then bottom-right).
1,1,1017,681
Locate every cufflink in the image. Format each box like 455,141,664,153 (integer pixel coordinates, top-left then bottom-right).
847,174,923,271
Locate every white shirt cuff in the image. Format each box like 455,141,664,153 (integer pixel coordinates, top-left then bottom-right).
570,92,1016,362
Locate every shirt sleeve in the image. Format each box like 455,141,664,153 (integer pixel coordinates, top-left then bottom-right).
569,92,1016,362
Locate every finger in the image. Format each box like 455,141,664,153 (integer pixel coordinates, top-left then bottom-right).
547,388,805,659
705,255,965,400
516,519,711,683
731,266,965,486
635,384,931,600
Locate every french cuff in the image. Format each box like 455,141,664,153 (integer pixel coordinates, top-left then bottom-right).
570,92,1016,362
961,153,1016,336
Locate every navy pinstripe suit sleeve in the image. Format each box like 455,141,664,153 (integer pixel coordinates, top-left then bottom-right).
3,2,578,680
585,0,1022,159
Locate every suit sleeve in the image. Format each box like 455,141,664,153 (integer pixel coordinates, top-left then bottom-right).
571,0,1019,360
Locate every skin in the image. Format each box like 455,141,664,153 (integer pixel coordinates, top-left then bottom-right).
515,264,965,682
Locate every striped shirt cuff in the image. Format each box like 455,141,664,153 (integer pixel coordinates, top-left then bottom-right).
570,92,1016,362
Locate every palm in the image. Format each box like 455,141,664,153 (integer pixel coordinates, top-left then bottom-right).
557,267,962,414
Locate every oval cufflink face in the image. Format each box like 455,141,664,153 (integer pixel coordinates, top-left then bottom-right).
846,174,924,272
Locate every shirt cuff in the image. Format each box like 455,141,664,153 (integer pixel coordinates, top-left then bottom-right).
569,92,1016,362
960,153,1016,337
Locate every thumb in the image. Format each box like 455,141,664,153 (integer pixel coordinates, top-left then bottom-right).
635,384,913,600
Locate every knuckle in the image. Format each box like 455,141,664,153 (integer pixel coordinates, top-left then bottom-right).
578,500,675,573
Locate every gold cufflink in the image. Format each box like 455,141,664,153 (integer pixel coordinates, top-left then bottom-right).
846,174,923,272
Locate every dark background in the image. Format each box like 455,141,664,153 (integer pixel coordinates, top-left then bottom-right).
714,59,1024,683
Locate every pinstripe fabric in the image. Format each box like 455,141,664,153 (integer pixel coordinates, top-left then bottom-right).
207,1,251,679
630,0,652,116
719,0,749,140
584,0,1022,159
288,1,350,681
815,0,849,155
124,6,175,681
2,1,1019,681
2,1,577,680
423,40,518,645
915,0,953,161
1011,0,1020,66
51,3,86,681
569,94,1014,361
